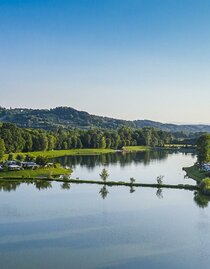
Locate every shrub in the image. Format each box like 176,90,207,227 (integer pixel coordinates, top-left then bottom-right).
199,178,210,195
16,154,24,161
156,175,164,185
8,153,14,161
130,177,136,184
25,155,35,162
35,155,49,166
100,168,109,182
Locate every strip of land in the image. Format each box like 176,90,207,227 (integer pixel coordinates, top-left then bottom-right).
0,166,70,178
0,177,198,191
183,165,208,182
3,146,151,161
3,148,117,160
122,146,150,152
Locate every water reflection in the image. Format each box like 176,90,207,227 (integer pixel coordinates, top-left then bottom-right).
61,182,71,190
156,188,163,199
53,150,196,171
99,185,109,199
193,191,210,208
53,150,174,170
130,185,135,193
0,181,21,192
1,180,210,209
34,180,52,190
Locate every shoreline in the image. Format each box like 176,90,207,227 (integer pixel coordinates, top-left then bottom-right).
3,146,151,161
183,165,208,182
0,177,198,191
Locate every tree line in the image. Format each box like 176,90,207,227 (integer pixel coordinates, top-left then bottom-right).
0,123,173,157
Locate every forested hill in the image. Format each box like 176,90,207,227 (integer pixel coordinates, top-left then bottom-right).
0,106,210,133
0,107,134,130
134,120,210,133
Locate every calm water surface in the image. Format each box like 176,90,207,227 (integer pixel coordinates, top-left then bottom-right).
1,150,210,269
55,150,197,184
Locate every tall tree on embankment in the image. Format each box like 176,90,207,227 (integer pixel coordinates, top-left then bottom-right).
0,138,5,160
197,134,210,164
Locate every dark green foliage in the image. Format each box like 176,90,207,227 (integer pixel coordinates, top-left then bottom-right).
0,122,173,154
100,168,109,182
0,123,25,153
130,177,136,184
156,175,164,185
25,155,35,162
0,138,5,160
0,106,210,133
8,153,14,161
16,154,24,161
197,134,210,164
35,155,49,166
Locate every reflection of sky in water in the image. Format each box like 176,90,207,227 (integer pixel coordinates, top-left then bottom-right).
0,182,210,269
54,151,196,184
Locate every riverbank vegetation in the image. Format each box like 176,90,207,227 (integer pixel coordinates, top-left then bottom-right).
183,165,207,182
3,148,116,161
197,134,210,165
0,122,173,157
183,134,210,198
0,176,198,191
122,146,150,152
199,178,210,195
0,164,71,179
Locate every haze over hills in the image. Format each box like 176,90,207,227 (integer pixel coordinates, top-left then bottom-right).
0,106,210,133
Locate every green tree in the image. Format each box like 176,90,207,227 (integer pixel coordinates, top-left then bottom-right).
197,134,210,164
8,153,14,161
16,154,24,161
130,177,136,184
0,138,5,160
99,136,106,149
35,155,49,166
100,168,109,182
25,155,35,162
23,132,33,152
156,175,164,185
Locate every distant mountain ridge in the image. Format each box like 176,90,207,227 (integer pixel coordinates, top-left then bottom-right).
0,106,210,133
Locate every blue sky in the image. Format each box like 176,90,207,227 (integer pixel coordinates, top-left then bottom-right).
0,0,210,124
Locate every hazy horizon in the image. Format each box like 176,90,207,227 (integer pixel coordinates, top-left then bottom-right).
1,0,210,124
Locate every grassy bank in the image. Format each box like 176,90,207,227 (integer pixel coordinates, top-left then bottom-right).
0,177,198,191
0,167,70,179
4,148,116,160
183,165,208,182
122,146,150,152
163,144,196,150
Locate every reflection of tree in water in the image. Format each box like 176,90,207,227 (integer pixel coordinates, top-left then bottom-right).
130,185,135,193
61,182,71,190
156,188,163,199
194,191,210,208
53,150,171,170
0,181,21,192
34,180,52,190
99,185,109,199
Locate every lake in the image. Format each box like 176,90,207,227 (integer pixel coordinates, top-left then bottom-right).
1,150,210,269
